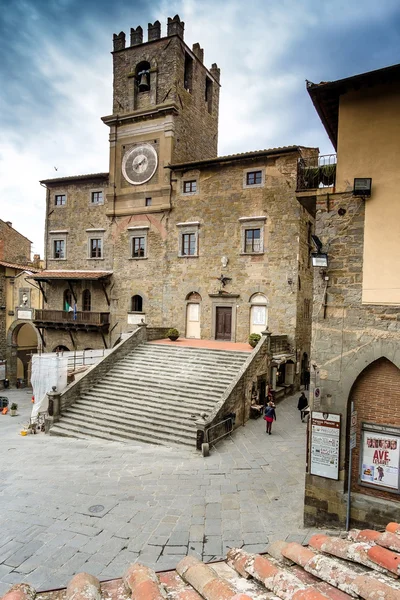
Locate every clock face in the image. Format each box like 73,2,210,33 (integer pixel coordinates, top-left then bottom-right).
122,143,158,185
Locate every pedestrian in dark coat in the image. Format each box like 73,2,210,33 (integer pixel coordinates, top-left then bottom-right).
264,401,276,435
297,392,308,422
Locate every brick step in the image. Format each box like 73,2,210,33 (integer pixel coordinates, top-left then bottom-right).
51,414,195,447
67,403,198,434
78,392,216,413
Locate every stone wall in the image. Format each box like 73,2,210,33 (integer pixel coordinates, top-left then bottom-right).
197,333,270,448
0,220,31,264
304,191,400,529
0,272,6,360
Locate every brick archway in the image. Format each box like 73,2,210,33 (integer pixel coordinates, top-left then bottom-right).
348,357,400,503
6,320,41,386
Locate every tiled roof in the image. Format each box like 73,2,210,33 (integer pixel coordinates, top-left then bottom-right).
39,172,109,184
0,260,40,272
3,522,400,600
168,145,311,170
31,270,113,281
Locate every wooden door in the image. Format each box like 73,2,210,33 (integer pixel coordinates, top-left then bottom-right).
215,307,232,340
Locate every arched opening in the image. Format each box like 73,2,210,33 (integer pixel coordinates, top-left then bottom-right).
136,61,150,92
131,295,143,312
63,289,73,311
249,293,268,336
185,292,202,339
15,323,38,387
82,289,91,312
348,357,400,501
53,345,70,353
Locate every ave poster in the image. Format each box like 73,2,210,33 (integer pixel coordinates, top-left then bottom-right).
360,429,400,491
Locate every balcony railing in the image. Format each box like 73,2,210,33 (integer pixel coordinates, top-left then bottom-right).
34,309,110,330
297,154,337,192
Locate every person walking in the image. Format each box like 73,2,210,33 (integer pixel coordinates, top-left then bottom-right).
264,401,276,435
297,392,308,422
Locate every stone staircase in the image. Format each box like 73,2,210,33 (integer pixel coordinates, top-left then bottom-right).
50,342,250,447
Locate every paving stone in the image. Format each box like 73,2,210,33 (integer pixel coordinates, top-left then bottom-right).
4,540,44,568
189,525,204,542
167,531,189,546
163,545,187,555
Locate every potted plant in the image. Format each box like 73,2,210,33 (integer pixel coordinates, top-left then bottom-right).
10,403,18,416
248,333,261,348
167,328,179,341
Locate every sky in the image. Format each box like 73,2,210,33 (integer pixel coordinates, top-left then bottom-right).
1,0,399,257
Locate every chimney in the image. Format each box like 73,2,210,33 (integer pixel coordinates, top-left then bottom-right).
130,26,143,46
113,31,126,51
5,221,12,228
167,15,184,39
33,254,40,268
192,43,204,63
210,63,220,83
148,20,161,41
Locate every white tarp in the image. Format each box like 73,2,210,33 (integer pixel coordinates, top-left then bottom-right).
31,354,69,418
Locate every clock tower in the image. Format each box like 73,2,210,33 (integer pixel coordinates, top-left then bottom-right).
101,15,220,217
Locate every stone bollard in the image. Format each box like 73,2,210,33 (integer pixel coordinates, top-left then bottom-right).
47,386,61,422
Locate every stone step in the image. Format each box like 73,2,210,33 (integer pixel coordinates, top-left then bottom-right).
137,344,250,358
125,346,249,361
110,362,240,378
79,393,215,414
86,383,222,404
51,414,194,447
99,372,229,392
121,354,248,370
67,403,198,434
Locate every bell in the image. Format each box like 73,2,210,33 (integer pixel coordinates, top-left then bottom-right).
138,72,149,92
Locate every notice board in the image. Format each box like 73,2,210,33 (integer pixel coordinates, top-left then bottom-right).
310,412,341,480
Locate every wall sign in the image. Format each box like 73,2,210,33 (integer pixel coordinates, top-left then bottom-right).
310,412,341,480
360,424,400,492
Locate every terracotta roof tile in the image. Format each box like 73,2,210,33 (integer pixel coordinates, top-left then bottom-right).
31,270,112,281
2,523,400,600
0,260,40,272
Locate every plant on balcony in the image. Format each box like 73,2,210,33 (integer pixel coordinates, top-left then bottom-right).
320,163,336,187
303,166,320,189
10,403,18,416
167,328,179,341
248,333,261,348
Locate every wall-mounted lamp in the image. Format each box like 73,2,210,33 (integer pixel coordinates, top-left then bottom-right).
311,253,328,268
353,178,372,197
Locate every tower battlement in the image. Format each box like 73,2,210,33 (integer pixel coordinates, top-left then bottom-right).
113,14,185,51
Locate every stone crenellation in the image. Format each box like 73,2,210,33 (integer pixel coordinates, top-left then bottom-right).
113,15,186,52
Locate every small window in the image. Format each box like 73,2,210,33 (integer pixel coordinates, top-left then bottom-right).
55,194,66,206
184,53,193,93
89,238,102,258
246,171,262,186
82,289,91,311
53,239,65,259
304,299,311,320
91,191,103,204
145,197,152,206
131,295,143,312
245,228,261,253
182,233,196,256
132,236,146,258
183,180,197,194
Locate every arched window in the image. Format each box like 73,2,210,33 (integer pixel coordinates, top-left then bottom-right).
136,61,150,92
82,289,91,312
185,292,202,302
63,289,72,311
249,293,268,335
131,295,143,312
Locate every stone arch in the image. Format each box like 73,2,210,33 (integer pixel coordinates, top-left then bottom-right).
347,357,400,502
6,320,41,386
185,291,202,339
249,293,268,335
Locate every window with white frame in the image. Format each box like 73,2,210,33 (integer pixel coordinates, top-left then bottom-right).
177,222,200,257
55,194,66,206
91,191,103,204
128,226,149,259
239,216,266,254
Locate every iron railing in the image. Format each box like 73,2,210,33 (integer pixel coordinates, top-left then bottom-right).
297,154,337,191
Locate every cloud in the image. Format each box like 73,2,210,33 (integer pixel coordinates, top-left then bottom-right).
1,0,400,254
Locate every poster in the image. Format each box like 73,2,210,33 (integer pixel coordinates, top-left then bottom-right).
310,412,340,480
252,305,266,326
360,429,400,490
188,303,199,322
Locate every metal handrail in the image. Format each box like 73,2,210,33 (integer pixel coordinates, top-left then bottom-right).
202,416,233,456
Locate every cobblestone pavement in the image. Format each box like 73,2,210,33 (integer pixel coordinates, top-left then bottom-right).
0,388,324,593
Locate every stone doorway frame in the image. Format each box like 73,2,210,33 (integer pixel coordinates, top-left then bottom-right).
209,294,239,341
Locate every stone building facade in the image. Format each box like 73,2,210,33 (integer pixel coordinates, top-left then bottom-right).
37,15,315,391
0,220,42,385
298,64,400,528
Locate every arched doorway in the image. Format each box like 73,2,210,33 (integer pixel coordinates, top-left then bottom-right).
6,321,40,386
249,293,268,335
185,292,201,339
348,357,400,501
